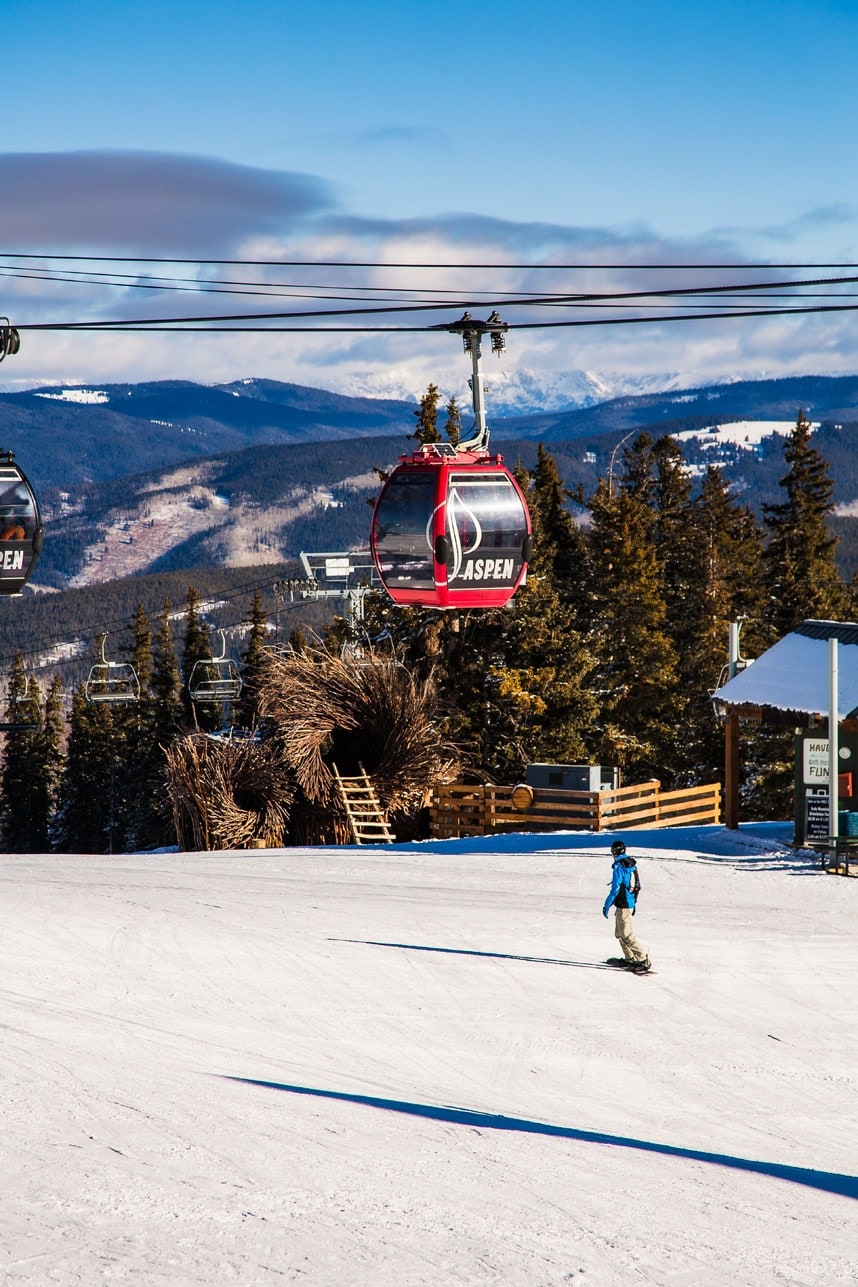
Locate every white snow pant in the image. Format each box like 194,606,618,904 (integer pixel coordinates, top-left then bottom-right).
614,908,647,963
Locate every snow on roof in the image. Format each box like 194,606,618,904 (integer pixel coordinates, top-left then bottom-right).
712,619,858,718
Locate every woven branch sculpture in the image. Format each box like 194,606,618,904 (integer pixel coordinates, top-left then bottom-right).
258,647,455,842
165,731,294,852
165,648,453,850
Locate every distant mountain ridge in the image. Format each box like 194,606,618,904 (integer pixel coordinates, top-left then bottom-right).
337,367,692,414
0,378,416,488
7,371,858,589
5,372,858,493
495,374,858,439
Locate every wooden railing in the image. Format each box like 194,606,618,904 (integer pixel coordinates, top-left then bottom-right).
429,779,721,839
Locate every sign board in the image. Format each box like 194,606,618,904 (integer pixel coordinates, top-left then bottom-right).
802,738,853,784
804,787,832,842
803,739,831,783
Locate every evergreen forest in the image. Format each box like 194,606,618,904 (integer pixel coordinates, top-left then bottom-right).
0,411,851,852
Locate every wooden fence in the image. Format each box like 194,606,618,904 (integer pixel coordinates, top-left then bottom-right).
429,779,721,839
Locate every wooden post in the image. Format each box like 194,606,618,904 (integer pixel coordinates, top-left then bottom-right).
725,710,740,829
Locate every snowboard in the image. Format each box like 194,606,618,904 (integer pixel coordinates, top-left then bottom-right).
605,957,654,974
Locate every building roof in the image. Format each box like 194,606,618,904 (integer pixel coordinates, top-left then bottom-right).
712,620,858,720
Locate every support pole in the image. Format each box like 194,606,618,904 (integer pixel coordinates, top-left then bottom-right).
725,710,740,829
829,636,839,868
469,331,487,446
435,312,506,454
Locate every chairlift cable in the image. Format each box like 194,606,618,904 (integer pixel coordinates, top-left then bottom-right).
0,571,319,672
21,298,858,335
4,251,858,269
6,264,858,312
15,270,858,332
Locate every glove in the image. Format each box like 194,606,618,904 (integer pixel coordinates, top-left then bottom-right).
603,907,609,919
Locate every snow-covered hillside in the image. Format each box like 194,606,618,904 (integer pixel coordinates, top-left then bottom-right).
1,825,854,1284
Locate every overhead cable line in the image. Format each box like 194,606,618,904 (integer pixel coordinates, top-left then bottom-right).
28,300,858,334
16,278,858,333
1,265,578,304
6,262,858,317
3,251,858,270
0,568,305,672
7,262,858,308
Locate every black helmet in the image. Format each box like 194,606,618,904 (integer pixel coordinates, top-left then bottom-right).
610,840,627,856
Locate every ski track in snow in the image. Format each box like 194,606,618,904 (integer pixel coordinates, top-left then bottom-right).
0,832,855,1285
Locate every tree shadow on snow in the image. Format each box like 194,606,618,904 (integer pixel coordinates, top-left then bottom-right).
221,1077,858,1201
329,938,611,969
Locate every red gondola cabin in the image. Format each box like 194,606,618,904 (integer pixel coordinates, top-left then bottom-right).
371,445,533,609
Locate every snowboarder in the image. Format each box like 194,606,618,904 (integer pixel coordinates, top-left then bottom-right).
603,840,651,973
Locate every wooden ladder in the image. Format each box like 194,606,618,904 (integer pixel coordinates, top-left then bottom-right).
332,763,394,845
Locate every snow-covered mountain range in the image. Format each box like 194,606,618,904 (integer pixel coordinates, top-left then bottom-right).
336,366,697,415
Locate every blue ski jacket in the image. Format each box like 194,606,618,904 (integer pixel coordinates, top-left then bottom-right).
603,857,638,916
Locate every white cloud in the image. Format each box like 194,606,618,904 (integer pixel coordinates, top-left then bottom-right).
2,150,857,397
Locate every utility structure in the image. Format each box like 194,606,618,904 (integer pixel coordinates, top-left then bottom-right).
279,552,379,640
438,310,508,453
370,311,533,609
710,619,753,829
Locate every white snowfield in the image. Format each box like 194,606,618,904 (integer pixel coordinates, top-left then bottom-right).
1,824,855,1286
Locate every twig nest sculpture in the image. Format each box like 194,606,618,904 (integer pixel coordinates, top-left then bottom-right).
258,647,453,818
165,731,293,852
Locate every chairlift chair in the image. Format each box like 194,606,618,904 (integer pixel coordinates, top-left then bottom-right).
0,675,41,733
85,635,141,705
188,630,243,705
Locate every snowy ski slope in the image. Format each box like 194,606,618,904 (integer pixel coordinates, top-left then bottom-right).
0,824,855,1284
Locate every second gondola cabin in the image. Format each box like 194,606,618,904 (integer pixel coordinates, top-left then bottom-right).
0,452,43,595
371,445,533,609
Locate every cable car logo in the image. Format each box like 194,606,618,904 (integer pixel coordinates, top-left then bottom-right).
445,487,483,580
438,488,515,584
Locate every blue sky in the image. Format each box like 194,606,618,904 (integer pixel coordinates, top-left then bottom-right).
4,0,858,395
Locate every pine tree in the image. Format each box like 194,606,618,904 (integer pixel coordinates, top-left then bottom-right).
620,432,659,509
587,480,683,781
181,585,218,731
443,395,462,448
288,624,310,654
0,657,47,850
238,588,269,726
412,384,441,445
522,444,589,592
152,598,184,747
467,579,598,780
678,466,766,782
116,604,160,850
29,676,65,851
55,684,123,852
763,409,851,639
133,598,184,849
650,436,695,644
